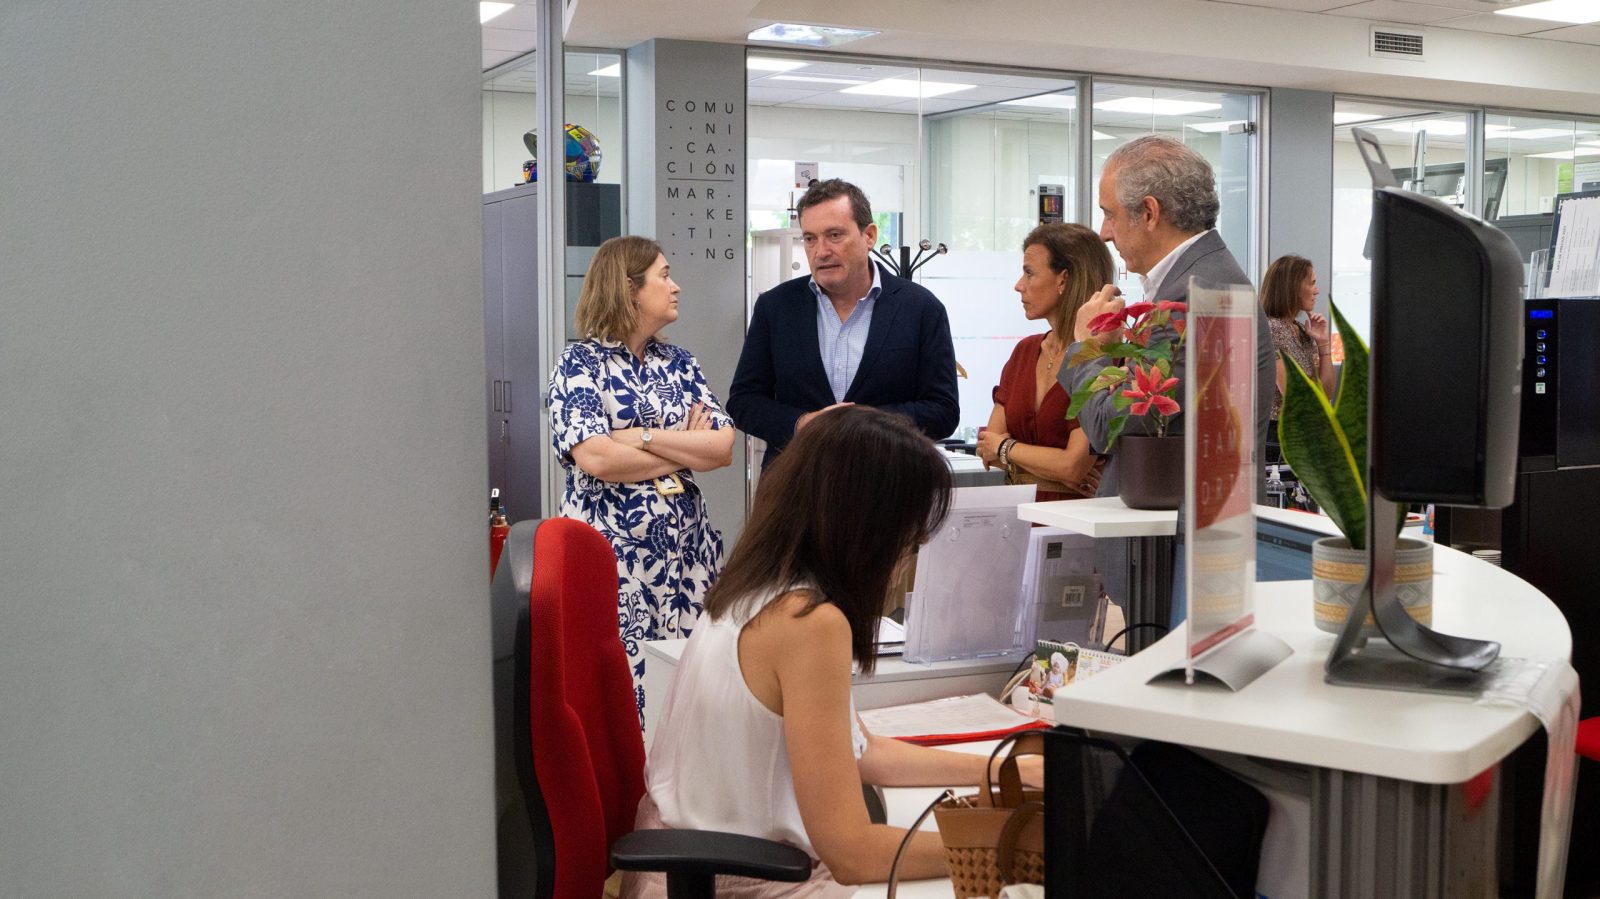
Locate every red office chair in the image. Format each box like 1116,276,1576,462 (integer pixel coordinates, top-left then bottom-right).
491,518,810,899
1579,717,1599,762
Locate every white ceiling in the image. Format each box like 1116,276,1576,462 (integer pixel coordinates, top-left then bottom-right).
483,0,1600,114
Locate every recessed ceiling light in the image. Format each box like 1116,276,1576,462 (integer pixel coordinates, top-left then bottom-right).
1495,0,1600,24
1093,131,1116,140
1528,149,1600,158
480,2,513,24
999,94,1077,110
588,63,621,77
1187,120,1248,133
1334,112,1382,125
1494,128,1578,140
841,78,974,98
768,74,868,86
748,57,808,73
1376,120,1468,136
1580,140,1600,147
1093,97,1223,116
747,23,879,47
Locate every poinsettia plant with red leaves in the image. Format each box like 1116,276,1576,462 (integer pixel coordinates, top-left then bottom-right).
1064,299,1188,448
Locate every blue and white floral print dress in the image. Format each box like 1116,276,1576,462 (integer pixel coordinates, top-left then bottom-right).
545,337,732,724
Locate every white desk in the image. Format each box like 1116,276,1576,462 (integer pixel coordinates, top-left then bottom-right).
1047,540,1573,896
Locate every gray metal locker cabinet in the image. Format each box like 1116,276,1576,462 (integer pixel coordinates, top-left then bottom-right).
483,184,542,525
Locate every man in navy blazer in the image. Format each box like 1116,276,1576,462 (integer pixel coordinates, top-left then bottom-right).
728,180,960,467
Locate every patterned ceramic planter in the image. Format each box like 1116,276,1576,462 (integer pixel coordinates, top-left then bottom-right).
1311,536,1433,636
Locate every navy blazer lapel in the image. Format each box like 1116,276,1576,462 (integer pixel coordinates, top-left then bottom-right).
788,280,834,397
844,268,900,400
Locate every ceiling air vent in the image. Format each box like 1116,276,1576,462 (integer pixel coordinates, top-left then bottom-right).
1371,25,1425,60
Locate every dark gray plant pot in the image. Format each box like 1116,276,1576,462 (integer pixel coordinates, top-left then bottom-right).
1118,435,1183,511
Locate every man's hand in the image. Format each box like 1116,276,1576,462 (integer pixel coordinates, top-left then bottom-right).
795,402,853,431
1074,283,1125,345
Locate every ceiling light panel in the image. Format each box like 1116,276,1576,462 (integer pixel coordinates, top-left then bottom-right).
1334,112,1383,124
999,94,1077,110
480,2,514,24
769,74,868,86
1093,97,1223,116
588,63,621,77
1187,120,1248,133
747,57,808,72
841,78,975,98
1493,128,1579,140
747,23,879,46
1495,0,1600,23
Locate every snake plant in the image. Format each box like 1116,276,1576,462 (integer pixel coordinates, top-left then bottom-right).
1276,301,1404,551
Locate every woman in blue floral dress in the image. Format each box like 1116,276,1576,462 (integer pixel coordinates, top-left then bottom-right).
545,235,735,725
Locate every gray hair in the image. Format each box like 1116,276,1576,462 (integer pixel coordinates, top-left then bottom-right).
1105,135,1219,234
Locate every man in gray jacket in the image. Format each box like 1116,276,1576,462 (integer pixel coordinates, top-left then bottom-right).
1059,135,1274,500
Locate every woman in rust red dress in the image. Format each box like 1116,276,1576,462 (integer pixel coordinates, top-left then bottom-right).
976,223,1114,501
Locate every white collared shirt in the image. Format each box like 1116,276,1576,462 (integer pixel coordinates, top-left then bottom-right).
1138,229,1210,300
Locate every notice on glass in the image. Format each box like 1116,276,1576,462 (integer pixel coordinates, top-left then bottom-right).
1547,195,1600,297
1184,283,1258,673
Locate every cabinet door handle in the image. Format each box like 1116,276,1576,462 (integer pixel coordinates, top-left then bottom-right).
493,380,502,412
504,381,512,413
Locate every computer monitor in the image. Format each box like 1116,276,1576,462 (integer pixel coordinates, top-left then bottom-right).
1369,185,1524,508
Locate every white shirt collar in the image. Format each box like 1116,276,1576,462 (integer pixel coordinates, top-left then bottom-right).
1139,230,1210,300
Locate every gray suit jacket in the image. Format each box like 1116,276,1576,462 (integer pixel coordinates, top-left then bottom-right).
1057,230,1274,501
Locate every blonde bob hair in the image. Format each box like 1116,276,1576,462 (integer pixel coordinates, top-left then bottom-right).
574,235,665,343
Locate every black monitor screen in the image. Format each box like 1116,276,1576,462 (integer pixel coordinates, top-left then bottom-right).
1370,187,1523,508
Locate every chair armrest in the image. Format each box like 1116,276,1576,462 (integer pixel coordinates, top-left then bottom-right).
611,829,812,883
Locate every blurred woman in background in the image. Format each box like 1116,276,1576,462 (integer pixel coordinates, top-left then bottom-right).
977,223,1113,500
1261,254,1336,461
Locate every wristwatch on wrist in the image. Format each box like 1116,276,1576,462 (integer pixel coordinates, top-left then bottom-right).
639,428,653,446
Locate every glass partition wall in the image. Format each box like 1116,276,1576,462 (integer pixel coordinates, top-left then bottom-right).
1331,99,1600,337
747,54,1263,435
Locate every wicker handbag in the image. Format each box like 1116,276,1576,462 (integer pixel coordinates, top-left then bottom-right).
886,732,1046,898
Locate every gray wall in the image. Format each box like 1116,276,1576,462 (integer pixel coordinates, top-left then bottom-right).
1267,89,1335,301
0,2,496,895
627,40,750,540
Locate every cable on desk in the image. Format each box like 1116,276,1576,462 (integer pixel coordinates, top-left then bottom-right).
1107,620,1171,646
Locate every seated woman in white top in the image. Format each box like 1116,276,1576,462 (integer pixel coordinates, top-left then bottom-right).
625,405,1041,897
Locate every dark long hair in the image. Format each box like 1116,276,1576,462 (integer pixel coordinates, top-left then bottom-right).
703,406,952,674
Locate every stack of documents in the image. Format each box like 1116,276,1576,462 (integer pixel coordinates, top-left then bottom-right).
858,693,1049,746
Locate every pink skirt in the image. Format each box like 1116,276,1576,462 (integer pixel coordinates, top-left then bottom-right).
619,795,857,899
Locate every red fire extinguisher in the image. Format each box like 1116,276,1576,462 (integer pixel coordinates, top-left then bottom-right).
489,489,510,578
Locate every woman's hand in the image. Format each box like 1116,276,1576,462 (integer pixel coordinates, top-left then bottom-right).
1304,311,1331,345
977,430,1009,468
685,402,712,431
1080,463,1103,496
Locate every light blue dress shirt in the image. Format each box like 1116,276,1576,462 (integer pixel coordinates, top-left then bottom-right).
810,265,882,404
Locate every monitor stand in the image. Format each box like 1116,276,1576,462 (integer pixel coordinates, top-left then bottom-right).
1324,493,1501,696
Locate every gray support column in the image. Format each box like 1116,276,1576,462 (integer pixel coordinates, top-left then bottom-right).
626,40,749,542
535,0,566,519
1266,89,1335,310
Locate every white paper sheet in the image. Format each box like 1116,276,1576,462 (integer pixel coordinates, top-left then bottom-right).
857,693,1037,740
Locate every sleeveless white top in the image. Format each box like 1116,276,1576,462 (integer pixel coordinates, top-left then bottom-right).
644,587,868,857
